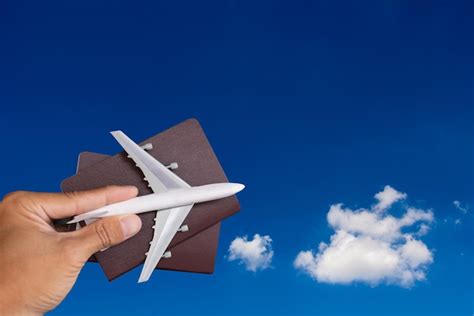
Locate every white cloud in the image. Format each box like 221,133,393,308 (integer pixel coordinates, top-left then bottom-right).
454,218,462,225
228,234,273,272
453,200,468,214
373,185,407,212
326,204,433,242
416,223,431,236
399,237,433,268
294,186,434,288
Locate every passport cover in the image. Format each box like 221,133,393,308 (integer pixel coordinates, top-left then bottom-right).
61,119,240,280
76,151,222,273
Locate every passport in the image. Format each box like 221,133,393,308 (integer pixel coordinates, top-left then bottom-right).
76,151,222,274
61,119,240,280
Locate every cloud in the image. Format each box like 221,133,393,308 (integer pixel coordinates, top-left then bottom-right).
373,185,407,212
453,200,468,214
416,223,431,236
454,218,462,225
294,186,434,288
228,234,273,272
326,204,433,242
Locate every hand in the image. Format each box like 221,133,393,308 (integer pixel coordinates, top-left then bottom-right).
0,186,142,315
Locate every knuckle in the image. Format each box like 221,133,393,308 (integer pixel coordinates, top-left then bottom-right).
94,221,117,248
63,191,81,211
2,191,28,204
63,191,79,200
1,191,30,211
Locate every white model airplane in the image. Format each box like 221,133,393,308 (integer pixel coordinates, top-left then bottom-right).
67,131,244,283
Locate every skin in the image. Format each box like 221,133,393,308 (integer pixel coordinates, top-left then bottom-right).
0,186,142,315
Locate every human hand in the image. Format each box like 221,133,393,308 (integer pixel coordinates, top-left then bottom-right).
0,186,142,315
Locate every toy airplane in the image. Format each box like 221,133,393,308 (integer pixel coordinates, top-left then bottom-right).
67,131,245,283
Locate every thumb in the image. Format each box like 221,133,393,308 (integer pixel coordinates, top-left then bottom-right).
71,214,142,260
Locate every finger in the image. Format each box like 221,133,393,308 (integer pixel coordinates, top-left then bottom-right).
26,186,138,219
68,214,142,259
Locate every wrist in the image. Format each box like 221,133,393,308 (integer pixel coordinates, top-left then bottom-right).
0,302,43,316
0,289,42,316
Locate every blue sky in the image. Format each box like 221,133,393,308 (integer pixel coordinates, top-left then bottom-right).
0,1,472,315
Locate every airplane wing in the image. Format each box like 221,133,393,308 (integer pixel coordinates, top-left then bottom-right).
111,131,190,191
111,131,194,283
138,203,193,282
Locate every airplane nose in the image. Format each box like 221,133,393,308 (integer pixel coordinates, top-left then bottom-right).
229,183,245,194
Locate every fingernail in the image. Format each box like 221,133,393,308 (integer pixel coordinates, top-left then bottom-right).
120,215,142,238
122,185,139,196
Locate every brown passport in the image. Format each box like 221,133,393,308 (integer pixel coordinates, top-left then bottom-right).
76,151,222,273
61,119,240,280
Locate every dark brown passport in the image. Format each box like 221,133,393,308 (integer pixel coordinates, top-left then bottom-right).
61,119,240,280
76,151,222,273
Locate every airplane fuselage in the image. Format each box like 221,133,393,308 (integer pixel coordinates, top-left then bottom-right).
68,183,244,224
